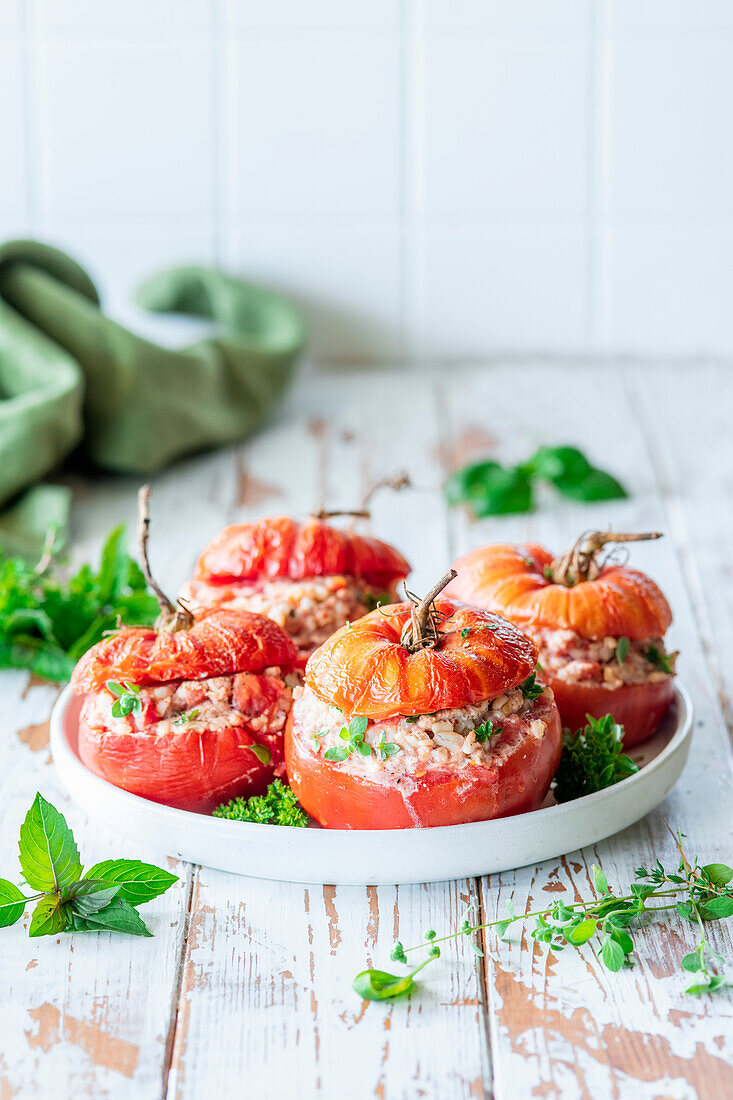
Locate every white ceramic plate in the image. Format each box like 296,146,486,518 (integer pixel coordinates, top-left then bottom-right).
51,683,693,885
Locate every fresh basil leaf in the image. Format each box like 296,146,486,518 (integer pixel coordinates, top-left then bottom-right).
0,879,27,927
28,895,68,938
444,461,534,517
526,445,594,485
66,880,122,917
352,968,415,1002
70,899,152,937
83,860,178,906
702,864,733,887
19,793,82,893
555,468,627,502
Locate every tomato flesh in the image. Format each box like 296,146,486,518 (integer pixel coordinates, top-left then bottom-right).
285,692,562,829
545,674,674,748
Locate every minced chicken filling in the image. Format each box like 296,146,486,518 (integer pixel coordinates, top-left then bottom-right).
292,683,548,777
84,667,294,739
183,575,400,654
533,628,676,688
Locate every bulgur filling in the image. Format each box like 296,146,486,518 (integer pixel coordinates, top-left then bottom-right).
292,683,550,778
84,667,294,740
533,628,676,688
184,575,400,653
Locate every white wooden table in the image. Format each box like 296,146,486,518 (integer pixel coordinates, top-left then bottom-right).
2,363,732,1100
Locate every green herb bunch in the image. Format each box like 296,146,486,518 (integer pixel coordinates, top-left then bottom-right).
553,714,639,803
353,826,733,1002
0,526,160,683
213,780,308,827
323,716,400,764
0,794,177,937
444,445,627,518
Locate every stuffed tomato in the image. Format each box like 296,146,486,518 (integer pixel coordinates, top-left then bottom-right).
71,608,297,812
182,516,411,668
446,532,676,748
285,573,562,829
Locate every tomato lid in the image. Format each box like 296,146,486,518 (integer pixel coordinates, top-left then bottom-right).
71,608,297,693
304,596,537,719
446,541,672,641
194,516,410,588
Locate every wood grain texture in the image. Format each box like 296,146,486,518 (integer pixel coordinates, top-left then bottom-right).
0,363,731,1100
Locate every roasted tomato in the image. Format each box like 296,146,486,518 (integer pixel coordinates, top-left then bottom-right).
71,608,297,812
446,531,676,747
181,515,411,668
285,573,562,829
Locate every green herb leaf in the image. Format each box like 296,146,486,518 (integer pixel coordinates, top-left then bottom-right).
592,866,610,896
615,637,629,665
18,793,82,893
644,645,674,674
69,898,152,937
0,879,27,927
324,746,350,762
600,936,626,972
28,895,68,938
699,896,733,921
681,952,703,973
212,780,308,828
553,714,639,803
66,880,122,917
519,671,544,700
566,918,597,945
83,859,179,905
352,968,416,1002
474,719,502,744
246,743,272,766
703,864,733,887
349,716,368,739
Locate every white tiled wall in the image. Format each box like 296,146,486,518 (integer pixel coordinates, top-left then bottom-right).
2,1,732,363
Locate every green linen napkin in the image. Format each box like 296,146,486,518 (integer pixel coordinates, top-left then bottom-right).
0,240,305,555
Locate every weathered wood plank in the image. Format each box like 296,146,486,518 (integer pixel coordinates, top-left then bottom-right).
442,364,733,1100
169,370,490,1099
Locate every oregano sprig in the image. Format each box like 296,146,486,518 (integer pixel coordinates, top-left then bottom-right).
0,793,177,938
352,826,733,1002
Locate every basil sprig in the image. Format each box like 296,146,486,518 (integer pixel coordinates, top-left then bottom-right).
445,445,627,518
0,793,177,938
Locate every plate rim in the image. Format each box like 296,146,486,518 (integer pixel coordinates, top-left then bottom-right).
51,680,693,843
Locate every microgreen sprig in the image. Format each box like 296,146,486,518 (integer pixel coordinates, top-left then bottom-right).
645,645,675,674
352,826,733,1002
324,716,371,762
376,732,401,762
106,680,143,717
474,719,502,744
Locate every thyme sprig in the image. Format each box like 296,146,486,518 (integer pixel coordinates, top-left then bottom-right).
352,826,733,1001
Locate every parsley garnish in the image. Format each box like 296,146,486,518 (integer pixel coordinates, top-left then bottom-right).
519,671,544,699
460,627,470,640
0,793,177,938
213,780,307,827
553,714,638,803
474,719,502,744
0,525,159,683
645,645,674,674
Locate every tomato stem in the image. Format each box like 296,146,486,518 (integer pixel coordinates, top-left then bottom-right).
137,485,194,633
400,569,457,652
312,471,411,523
548,530,663,586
